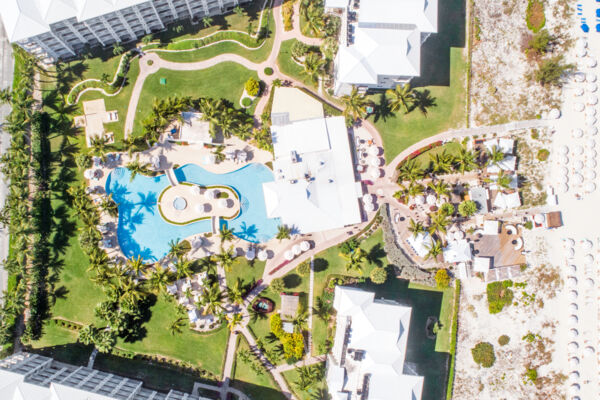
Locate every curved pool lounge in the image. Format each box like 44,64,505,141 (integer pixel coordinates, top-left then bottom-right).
105,163,280,261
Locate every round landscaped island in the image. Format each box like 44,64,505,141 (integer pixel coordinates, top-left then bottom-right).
158,183,240,225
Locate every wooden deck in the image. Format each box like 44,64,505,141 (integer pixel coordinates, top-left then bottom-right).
472,227,526,268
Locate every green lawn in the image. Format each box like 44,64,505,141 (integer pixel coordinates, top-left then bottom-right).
231,335,286,400
408,282,454,353
132,63,258,136
281,362,328,400
225,257,266,289
411,140,463,170
276,39,316,88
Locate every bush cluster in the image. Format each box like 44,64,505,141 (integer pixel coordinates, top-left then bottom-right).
471,342,496,368
486,280,514,314
245,78,260,97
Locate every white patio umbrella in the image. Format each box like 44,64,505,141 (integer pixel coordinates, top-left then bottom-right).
586,149,597,158
560,145,569,154
292,244,301,256
587,139,596,147
284,250,294,261
582,239,593,250
245,248,255,260
559,155,569,164
586,159,597,168
585,182,597,193
575,72,586,83
569,328,579,338
585,170,596,180
586,107,596,117
568,265,577,275
84,168,95,179
573,102,585,112
558,174,569,184
574,87,584,96
548,108,561,119
566,238,575,247
584,254,594,264
567,247,575,258
300,241,310,251
362,193,373,203
364,202,376,212
589,126,598,136
569,290,578,300
568,342,580,352
574,160,584,170
190,185,201,195
569,371,580,382
587,95,598,105
569,303,578,312
569,357,580,368
569,315,579,324
194,203,204,213
570,383,581,394
369,157,381,167
257,249,268,261
559,166,568,175
585,278,594,288
414,195,425,205
368,146,379,156
573,173,584,184
559,183,569,193
426,194,436,205
567,277,578,288
577,48,587,57
584,346,595,356
218,198,228,208
577,37,588,48
369,168,380,179
534,214,545,224
587,72,598,82
587,82,598,93
572,128,584,138
586,57,597,68
586,116,597,126
574,145,584,155
205,189,217,200
151,155,160,168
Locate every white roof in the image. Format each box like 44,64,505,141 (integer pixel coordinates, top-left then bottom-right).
264,116,361,233
493,192,521,210
406,231,433,258
329,287,424,400
443,240,472,263
473,256,491,273
0,0,147,42
483,220,500,235
484,138,515,155
487,155,517,173
358,0,437,33
180,112,212,144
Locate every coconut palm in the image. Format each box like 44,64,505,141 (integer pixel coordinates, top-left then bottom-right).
276,224,291,241
118,276,146,304
301,1,325,36
227,278,245,305
386,84,414,113
424,239,443,260
168,316,187,335
397,159,424,183
99,194,118,217
220,226,235,244
454,147,479,173
126,156,151,181
429,150,454,175
198,282,224,315
112,42,124,55
428,180,450,198
341,247,366,275
202,16,213,28
174,257,194,280
408,218,425,238
215,245,235,272
487,146,505,166
226,312,243,331
292,310,308,331
301,53,325,85
168,239,188,259
0,88,12,104
341,86,369,121
123,135,138,157
146,265,171,292
313,296,332,322
126,255,145,277
198,98,224,137
77,324,98,345
90,136,110,161
496,170,513,189
407,182,425,199
429,212,451,235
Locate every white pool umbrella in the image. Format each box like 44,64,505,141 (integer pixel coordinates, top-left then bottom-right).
364,202,375,212
569,290,578,300
218,198,228,208
567,247,575,258
534,214,545,224
573,173,584,184
568,342,580,352
582,239,593,250
577,48,587,57
559,155,569,164
587,139,596,147
568,277,578,288
368,146,379,156
284,250,294,261
292,244,301,256
586,182,597,193
588,95,598,105
257,250,268,261
575,73,586,82
300,241,310,251
369,168,380,179
245,248,255,260
577,37,588,48
426,194,436,205
586,149,597,158
586,159,597,168
570,328,579,338
566,238,575,247
569,357,580,368
584,346,595,356
574,145,584,155
587,82,598,93
585,278,594,288
587,57,597,68
414,195,425,205
559,183,569,193
205,189,217,200
574,102,585,112
560,145,569,154
190,185,201,195
588,72,597,82
362,193,373,203
558,174,569,184
573,160,584,170
369,157,381,167
559,166,568,175
570,383,581,394
569,315,579,324
84,168,95,179
548,108,560,119
569,303,578,312
569,371,580,382
589,126,598,136
585,170,596,180
584,254,594,264
194,203,204,213
574,87,584,96
587,116,597,127
586,107,596,117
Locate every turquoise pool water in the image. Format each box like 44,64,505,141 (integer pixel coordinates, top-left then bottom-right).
105,163,280,262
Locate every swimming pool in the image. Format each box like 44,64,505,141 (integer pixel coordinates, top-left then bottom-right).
105,163,280,262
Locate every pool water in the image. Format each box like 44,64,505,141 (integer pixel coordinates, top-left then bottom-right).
106,163,280,262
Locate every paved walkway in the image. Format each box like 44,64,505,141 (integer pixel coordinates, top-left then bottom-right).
307,255,315,356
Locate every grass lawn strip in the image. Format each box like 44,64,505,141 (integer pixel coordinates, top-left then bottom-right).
281,362,327,400
276,39,316,88
410,140,463,170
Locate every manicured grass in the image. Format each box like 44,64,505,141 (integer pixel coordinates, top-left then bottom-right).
369,48,467,164
277,39,315,88
231,335,286,400
28,323,92,366
408,282,454,353
411,141,463,170
281,362,327,400
132,63,258,136
225,257,266,289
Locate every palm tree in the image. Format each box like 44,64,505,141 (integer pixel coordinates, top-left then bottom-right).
226,312,243,331
276,224,291,241
99,194,118,217
198,98,224,137
408,218,425,238
233,5,244,16
487,146,505,166
77,324,98,345
168,316,187,335
302,1,325,36
118,276,146,304
424,239,443,260
429,150,454,175
227,278,245,305
496,170,513,189
112,42,124,56
126,255,145,277
126,156,150,181
386,84,414,113
0,88,12,104
407,182,425,199
90,136,109,161
292,311,308,332
123,135,138,157
428,180,450,199
341,247,367,275
198,282,224,315
168,239,188,259
215,246,235,272
174,256,193,280
397,159,424,183
301,53,325,85
202,16,213,27
429,212,451,235
313,296,332,322
220,226,235,244
454,147,479,174
146,265,171,292
341,86,369,121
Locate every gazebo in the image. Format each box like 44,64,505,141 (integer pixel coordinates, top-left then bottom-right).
280,293,300,318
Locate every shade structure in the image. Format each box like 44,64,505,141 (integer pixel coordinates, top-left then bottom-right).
426,194,436,205
584,346,595,356
587,139,596,147
577,37,588,48
567,277,578,288
559,166,568,175
560,145,569,154
194,203,204,213
534,214,545,224
369,157,381,167
364,202,375,212
574,160,584,170
191,237,203,249
587,95,598,105
300,241,310,251
569,357,580,368
586,159,597,168
573,102,585,112
84,168,95,179
245,248,255,260
257,249,268,261
567,247,575,258
588,72,598,82
568,342,580,352
582,239,593,250
575,72,586,82
569,371,580,382
577,48,587,57
585,278,594,288
559,183,569,193
414,194,425,205
362,193,373,203
203,153,216,164
572,128,584,138
368,146,379,156
574,145,584,155
569,315,579,324
548,108,560,119
570,328,579,338
369,168,381,179
566,238,576,247
205,189,217,200
573,173,584,184
584,254,594,264
585,170,596,180
190,185,201,195
284,250,294,261
586,107,597,117
574,87,584,96
569,303,579,312
218,198,228,208
588,82,598,93
292,244,301,256
589,126,598,136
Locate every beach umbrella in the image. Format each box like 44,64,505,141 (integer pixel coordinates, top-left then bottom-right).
574,145,584,155
586,183,597,194
364,202,375,212
559,166,568,175
559,183,569,193
569,371,580,382
584,346,595,356
534,214,545,224
582,239,593,250
84,168,95,179
548,108,560,119
588,72,598,82
368,146,379,156
589,126,598,136
573,102,585,112
567,277,578,288
573,129,584,139
568,342,580,352
584,254,594,264
369,157,381,167
151,154,160,168
577,48,587,57
414,195,425,205
577,37,588,48
569,290,578,300
190,185,201,195
362,193,373,203
218,198,228,208
587,82,598,93
560,145,569,154
570,383,581,394
300,241,310,251
292,244,301,256
569,315,579,324
585,170,596,180
587,57,597,68
586,149,597,158
585,278,595,288
569,357,580,368
586,116,597,126
426,194,436,205
205,189,217,200
245,248,255,260
570,328,579,338
569,303,578,312
257,250,268,261
587,95,598,105
559,155,569,164
587,139,596,147
573,160,584,170
586,159,597,168
575,72,586,82
369,168,380,179
586,107,596,117
194,203,204,213
567,247,575,258
566,238,575,247
284,250,294,261
574,87,584,96
573,173,584,184
568,265,577,275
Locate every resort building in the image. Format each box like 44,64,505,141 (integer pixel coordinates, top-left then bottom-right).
325,0,438,95
326,286,424,400
263,88,362,234
0,0,249,62
0,352,210,400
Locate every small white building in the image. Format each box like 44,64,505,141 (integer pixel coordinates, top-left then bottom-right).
493,191,521,210
442,239,473,263
406,231,433,258
170,112,212,145
326,286,424,400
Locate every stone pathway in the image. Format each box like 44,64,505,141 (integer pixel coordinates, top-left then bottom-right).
307,255,315,356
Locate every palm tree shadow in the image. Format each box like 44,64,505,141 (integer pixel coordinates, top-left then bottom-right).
135,191,158,214
367,243,386,267
410,89,437,116
372,93,394,123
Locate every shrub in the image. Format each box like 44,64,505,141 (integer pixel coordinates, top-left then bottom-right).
291,41,309,59
282,1,294,31
241,97,252,107
498,335,510,346
245,78,260,96
297,261,310,276
526,0,545,33
530,129,539,139
339,238,359,255
524,368,538,383
536,148,549,161
271,277,285,293
524,221,533,230
439,202,455,217
458,200,478,217
471,342,496,368
486,280,514,314
370,267,387,284
525,29,552,60
270,313,284,337
535,56,574,87
264,67,274,75
435,269,451,288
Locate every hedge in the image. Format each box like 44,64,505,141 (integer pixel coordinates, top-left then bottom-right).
445,281,461,400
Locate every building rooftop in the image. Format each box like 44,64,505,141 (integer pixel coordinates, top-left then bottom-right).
280,293,300,318
443,239,473,263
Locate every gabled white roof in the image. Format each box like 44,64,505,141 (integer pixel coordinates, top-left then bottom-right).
1,0,50,42
358,0,437,33
493,191,521,210
443,239,472,263
487,155,517,173
406,231,433,258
